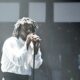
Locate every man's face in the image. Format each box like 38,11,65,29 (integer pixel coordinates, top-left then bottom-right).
19,23,35,41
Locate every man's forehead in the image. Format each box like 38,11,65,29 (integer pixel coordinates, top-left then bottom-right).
21,23,33,31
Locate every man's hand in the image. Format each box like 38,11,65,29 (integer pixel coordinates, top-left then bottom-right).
26,33,41,54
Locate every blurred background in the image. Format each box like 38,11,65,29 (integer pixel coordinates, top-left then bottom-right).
0,0,80,80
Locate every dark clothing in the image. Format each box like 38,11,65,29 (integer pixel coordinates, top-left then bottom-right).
3,72,30,80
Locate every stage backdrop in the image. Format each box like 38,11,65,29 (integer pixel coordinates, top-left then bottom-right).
0,0,80,80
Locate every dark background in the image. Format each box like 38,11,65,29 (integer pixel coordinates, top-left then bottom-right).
0,0,80,80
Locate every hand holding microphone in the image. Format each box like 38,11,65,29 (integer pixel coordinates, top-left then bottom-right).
26,33,41,54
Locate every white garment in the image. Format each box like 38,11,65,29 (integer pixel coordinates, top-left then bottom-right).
1,36,43,76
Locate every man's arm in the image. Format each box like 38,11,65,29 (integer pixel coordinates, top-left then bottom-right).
2,38,27,66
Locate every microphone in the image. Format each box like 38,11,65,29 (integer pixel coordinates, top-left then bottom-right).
31,34,41,55
26,33,41,52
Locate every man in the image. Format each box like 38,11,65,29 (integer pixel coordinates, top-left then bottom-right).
1,17,43,80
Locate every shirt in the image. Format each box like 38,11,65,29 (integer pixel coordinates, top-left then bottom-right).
1,36,43,76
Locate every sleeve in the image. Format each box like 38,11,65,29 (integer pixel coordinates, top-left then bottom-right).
2,39,27,66
29,42,43,69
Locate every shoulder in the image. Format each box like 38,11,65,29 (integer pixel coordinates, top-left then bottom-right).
3,36,18,46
